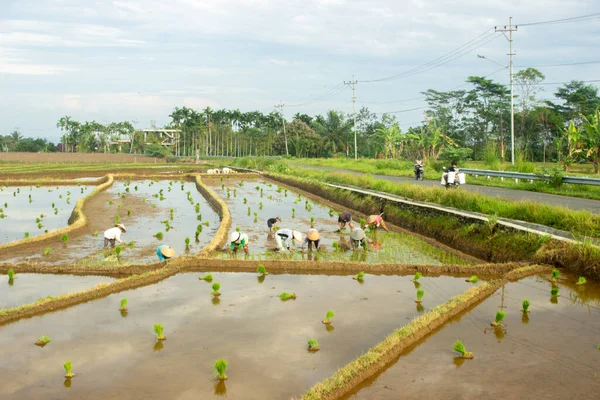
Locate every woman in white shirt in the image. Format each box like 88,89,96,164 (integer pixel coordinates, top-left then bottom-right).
104,224,126,247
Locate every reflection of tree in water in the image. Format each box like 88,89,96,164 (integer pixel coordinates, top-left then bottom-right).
214,380,227,396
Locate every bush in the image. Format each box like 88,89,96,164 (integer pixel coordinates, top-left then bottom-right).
440,147,473,163
537,166,564,188
145,144,171,159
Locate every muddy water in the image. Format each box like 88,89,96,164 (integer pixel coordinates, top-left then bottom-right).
0,272,473,399
1,274,116,309
0,185,89,243
347,272,600,400
206,178,470,265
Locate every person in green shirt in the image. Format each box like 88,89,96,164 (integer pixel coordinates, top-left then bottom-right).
230,231,249,254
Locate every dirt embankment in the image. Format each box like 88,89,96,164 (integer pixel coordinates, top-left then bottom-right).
0,153,161,163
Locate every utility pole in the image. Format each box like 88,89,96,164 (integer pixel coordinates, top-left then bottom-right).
274,103,289,156
344,76,358,160
495,17,517,165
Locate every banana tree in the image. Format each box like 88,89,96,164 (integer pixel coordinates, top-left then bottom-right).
580,107,600,173
556,120,583,172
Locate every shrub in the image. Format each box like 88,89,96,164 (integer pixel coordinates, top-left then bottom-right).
145,144,171,158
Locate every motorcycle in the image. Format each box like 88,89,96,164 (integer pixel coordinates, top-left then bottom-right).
441,168,466,189
414,163,424,181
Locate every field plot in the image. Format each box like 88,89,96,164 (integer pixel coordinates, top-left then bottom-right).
1,273,116,309
0,271,474,399
206,177,470,265
0,184,89,243
347,272,600,400
0,179,220,265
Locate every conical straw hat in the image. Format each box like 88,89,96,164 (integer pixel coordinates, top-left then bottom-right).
307,229,320,241
351,229,366,241
160,246,176,258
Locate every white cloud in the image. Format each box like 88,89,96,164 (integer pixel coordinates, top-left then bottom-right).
0,60,76,75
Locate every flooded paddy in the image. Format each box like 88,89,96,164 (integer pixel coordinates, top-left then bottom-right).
206,177,470,265
347,272,600,400
0,271,474,399
0,179,220,266
0,184,89,243
1,273,116,309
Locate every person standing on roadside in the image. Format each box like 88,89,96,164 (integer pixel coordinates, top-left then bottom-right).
103,224,126,248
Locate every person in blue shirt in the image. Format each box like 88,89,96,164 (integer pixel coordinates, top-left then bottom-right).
156,245,176,261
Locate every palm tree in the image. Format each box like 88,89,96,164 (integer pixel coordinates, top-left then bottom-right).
312,110,352,157
56,116,72,152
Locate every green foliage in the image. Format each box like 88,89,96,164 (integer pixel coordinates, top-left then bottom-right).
576,276,587,285
468,275,479,283
61,234,69,243
453,340,467,356
279,292,296,300
214,359,228,380
522,299,530,312
416,289,425,301
153,324,165,339
325,310,335,322
145,143,171,158
7,269,15,280
64,361,74,377
257,264,268,275
155,232,164,240
494,310,505,324
551,287,560,297
120,298,128,309
308,339,319,349
413,271,422,281
538,166,564,188
212,282,221,292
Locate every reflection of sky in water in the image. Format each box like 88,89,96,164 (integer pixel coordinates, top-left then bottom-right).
104,180,221,263
0,185,88,243
0,272,473,399
206,178,470,265
0,273,115,309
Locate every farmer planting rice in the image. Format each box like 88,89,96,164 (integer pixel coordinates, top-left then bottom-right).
156,245,176,261
337,211,354,232
365,214,389,232
230,231,249,254
103,224,126,247
350,228,368,250
302,228,321,250
275,228,303,252
267,216,281,233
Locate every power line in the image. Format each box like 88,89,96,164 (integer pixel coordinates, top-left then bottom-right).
515,60,600,68
286,83,345,108
362,29,500,83
518,12,600,27
538,79,600,86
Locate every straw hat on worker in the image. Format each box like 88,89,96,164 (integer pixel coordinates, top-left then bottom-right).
275,228,303,252
302,228,321,251
156,244,176,261
350,228,367,250
365,214,389,232
229,231,249,253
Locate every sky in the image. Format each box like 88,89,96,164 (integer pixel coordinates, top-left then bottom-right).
1,0,599,143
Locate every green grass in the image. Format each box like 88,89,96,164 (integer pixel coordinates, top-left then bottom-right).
522,299,530,312
412,271,422,282
119,298,128,311
64,361,75,378
273,167,600,239
308,339,320,350
453,340,468,356
257,264,268,275
551,287,560,297
353,271,365,281
324,310,335,323
279,292,296,300
199,274,213,281
576,276,587,285
214,359,228,380
468,275,479,283
153,324,166,340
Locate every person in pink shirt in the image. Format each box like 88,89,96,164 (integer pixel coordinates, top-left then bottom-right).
364,214,389,232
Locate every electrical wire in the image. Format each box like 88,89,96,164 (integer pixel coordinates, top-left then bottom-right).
515,60,600,68
286,83,346,108
518,12,600,27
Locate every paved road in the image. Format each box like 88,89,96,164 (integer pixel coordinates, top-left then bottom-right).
292,164,600,213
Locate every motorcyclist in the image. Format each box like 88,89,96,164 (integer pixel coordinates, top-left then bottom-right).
441,160,459,186
414,156,424,180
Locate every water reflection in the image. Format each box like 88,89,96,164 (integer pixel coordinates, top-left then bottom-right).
214,380,227,396
212,297,221,306
63,378,72,388
153,341,164,352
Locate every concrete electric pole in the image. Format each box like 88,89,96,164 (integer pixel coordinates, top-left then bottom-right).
344,76,358,160
274,103,289,156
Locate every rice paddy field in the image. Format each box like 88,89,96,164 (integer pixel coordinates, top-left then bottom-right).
1,167,598,400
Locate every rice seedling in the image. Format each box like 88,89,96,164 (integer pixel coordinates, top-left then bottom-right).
115,215,120,223
211,282,221,296
108,200,113,205
292,208,295,218
35,336,51,347
127,209,131,216
0,213,4,219
415,289,425,304
468,275,479,283
64,361,75,378
199,274,213,281
522,299,530,313
233,189,237,197
257,264,268,276
279,292,297,300
576,276,587,285
24,232,30,238
44,247,51,255
308,339,320,352
197,224,203,233
7,269,15,282
119,298,128,311
453,339,473,359
197,213,203,221
127,241,135,248
491,310,505,327
259,202,263,210
134,185,138,191
92,231,99,237
62,234,69,243
310,216,315,227
550,287,560,297
37,223,43,229
203,221,210,227
353,271,365,281
412,271,422,282
155,232,164,240
214,359,228,380
52,202,55,208
551,269,560,281
322,310,335,324
115,245,123,258
117,204,121,209
153,324,166,340
247,206,251,216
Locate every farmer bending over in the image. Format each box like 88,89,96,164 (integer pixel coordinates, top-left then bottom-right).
302,228,321,251
156,245,176,261
275,228,303,252
338,212,354,232
365,214,389,232
350,228,368,250
230,231,249,254
104,224,126,248
267,216,281,233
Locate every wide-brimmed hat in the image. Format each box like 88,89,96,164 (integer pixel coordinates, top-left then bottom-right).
116,224,127,232
351,229,366,241
366,215,378,225
230,231,241,243
160,246,176,258
292,230,303,242
306,228,320,241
